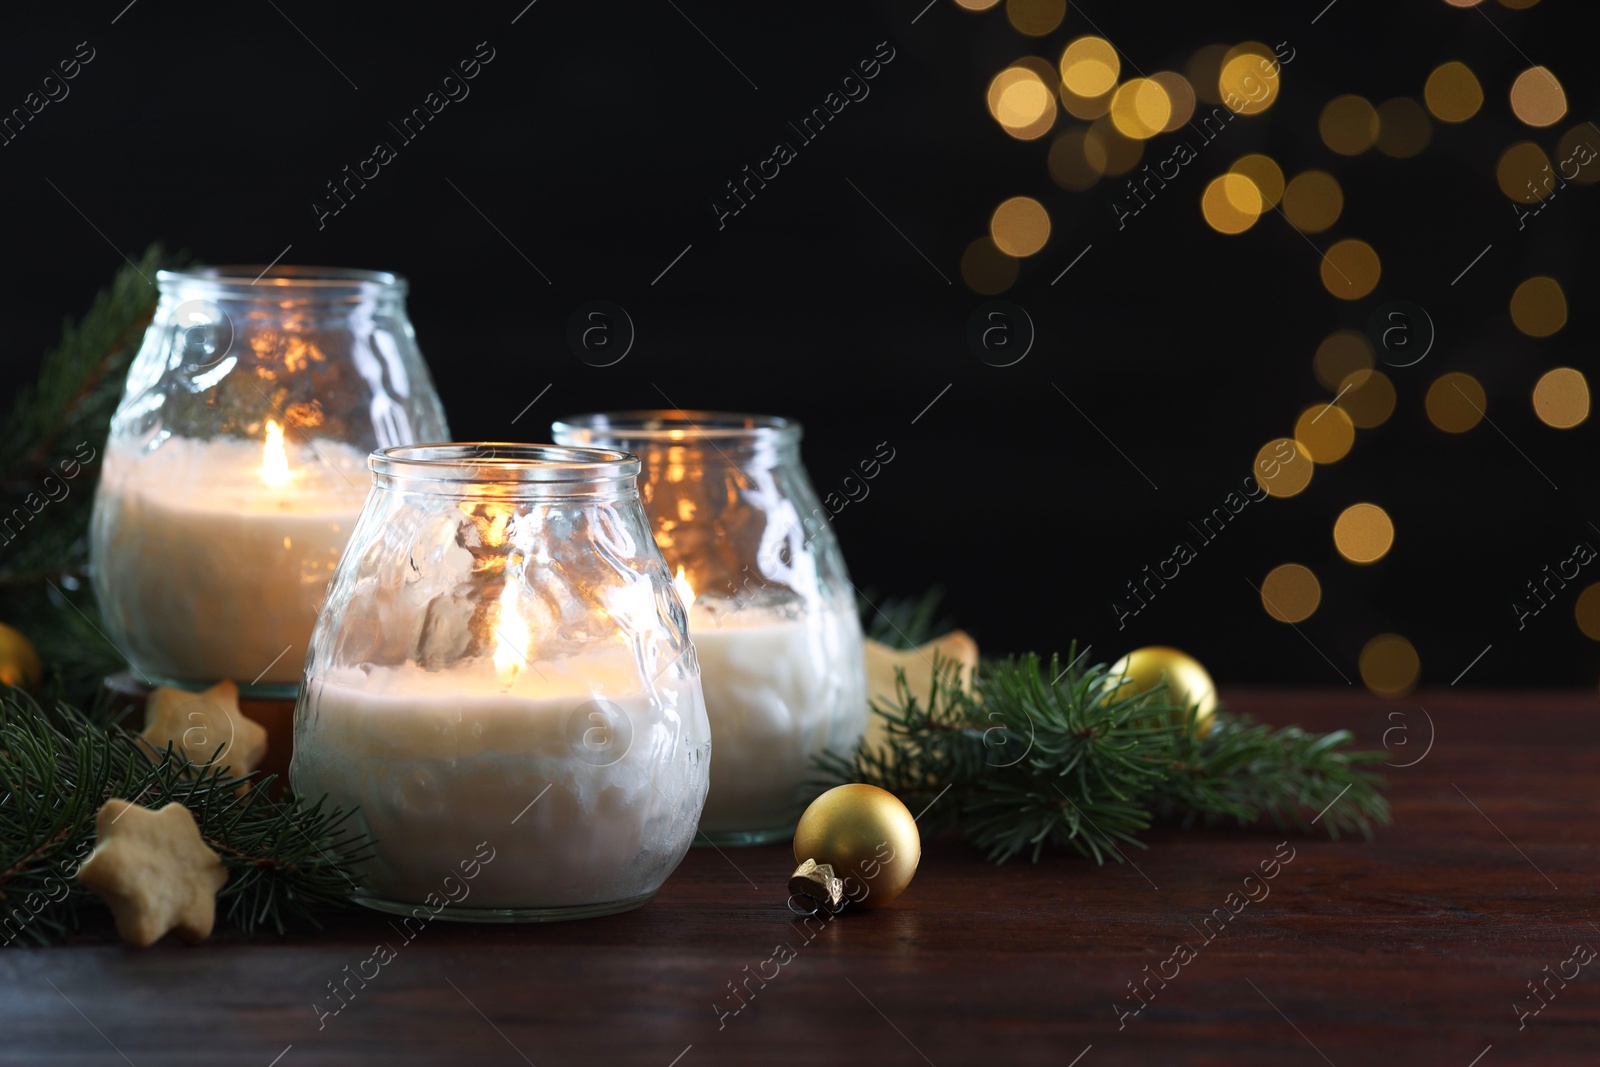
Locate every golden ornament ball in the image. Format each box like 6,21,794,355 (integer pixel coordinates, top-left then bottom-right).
1105,645,1217,737
0,622,42,690
793,784,920,909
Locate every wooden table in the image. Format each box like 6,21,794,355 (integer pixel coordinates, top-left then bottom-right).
4,689,1596,1066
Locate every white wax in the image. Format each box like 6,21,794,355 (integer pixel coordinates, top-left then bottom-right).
292,653,710,909
690,602,866,833
92,437,369,686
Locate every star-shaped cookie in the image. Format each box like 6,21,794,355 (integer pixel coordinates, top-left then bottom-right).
76,799,230,947
142,679,267,781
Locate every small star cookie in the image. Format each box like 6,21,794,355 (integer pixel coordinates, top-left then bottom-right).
142,679,267,781
76,799,230,947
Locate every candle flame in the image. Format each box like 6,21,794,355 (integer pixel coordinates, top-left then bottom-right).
673,565,696,609
261,420,291,488
493,576,532,683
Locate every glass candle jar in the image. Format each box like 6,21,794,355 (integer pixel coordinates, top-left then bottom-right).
90,266,448,697
291,444,711,922
551,412,866,845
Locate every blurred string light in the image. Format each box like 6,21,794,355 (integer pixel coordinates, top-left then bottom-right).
1509,275,1567,335
1376,98,1432,157
1260,563,1322,623
1313,329,1373,390
1320,239,1381,300
1510,66,1566,126
1498,0,1541,8
1334,503,1394,563
1201,173,1262,234
954,0,1003,9
1576,585,1600,641
1425,61,1483,122
1360,634,1419,697
1006,0,1065,36
1320,95,1380,155
1283,171,1343,232
1426,372,1486,433
1110,78,1173,139
1338,369,1397,429
1498,141,1553,200
1230,154,1284,208
960,237,1018,294
1532,368,1588,429
1059,36,1120,97
1294,403,1355,463
1557,125,1600,184
1185,44,1228,106
1048,128,1101,190
1217,41,1282,115
990,196,1051,255
1150,72,1195,132
1086,115,1143,175
1255,438,1313,498
987,64,1057,140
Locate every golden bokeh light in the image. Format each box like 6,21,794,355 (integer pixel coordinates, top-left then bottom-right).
1320,95,1380,155
1510,67,1566,126
1532,368,1588,428
1335,503,1395,563
954,0,1003,8
1498,141,1554,202
1376,98,1432,158
961,237,1018,295
1007,0,1066,36
1061,83,1114,120
1441,0,1484,6
1230,154,1284,208
988,66,1057,141
1086,115,1143,176
1338,369,1397,429
1150,71,1196,132
1048,128,1101,190
1320,239,1381,301
1314,329,1374,391
1498,0,1540,7
1186,44,1229,106
1557,125,1600,185
1360,634,1419,697
1425,372,1486,433
1110,78,1172,140
1059,37,1120,97
1510,276,1566,336
990,196,1051,257
1218,44,1281,115
1201,173,1262,234
1294,403,1356,464
1283,170,1343,232
1425,61,1483,123
1576,585,1600,641
1255,438,1313,498
1260,563,1322,624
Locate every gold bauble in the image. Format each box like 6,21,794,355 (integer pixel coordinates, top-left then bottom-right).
793,784,920,909
0,622,42,690
1105,645,1217,737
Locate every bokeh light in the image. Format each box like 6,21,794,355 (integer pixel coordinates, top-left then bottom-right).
1218,43,1281,115
1510,276,1567,336
1360,634,1419,697
1498,0,1540,7
1320,239,1381,300
1294,403,1356,464
1510,66,1566,126
1576,585,1600,641
1375,98,1432,158
1498,142,1554,201
1110,78,1173,140
1283,171,1343,232
1048,129,1101,190
1201,173,1262,234
988,65,1057,140
961,237,1018,295
1335,503,1394,563
990,196,1051,256
1230,154,1284,208
1532,367,1588,428
1086,115,1143,176
1425,61,1483,123
1320,95,1380,155
954,0,1003,8
1186,44,1228,106
1557,125,1600,185
1255,438,1313,498
1441,0,1484,6
1426,372,1486,433
1007,0,1065,36
1314,329,1374,391
1338,369,1397,429
1059,37,1120,97
1150,71,1196,132
1260,564,1322,624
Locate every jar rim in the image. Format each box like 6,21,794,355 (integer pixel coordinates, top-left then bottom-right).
552,410,801,445
370,443,640,483
157,265,406,296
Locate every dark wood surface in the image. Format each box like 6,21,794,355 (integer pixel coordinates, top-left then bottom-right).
5,689,1597,1066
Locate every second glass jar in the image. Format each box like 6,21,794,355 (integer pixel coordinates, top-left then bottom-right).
552,411,867,845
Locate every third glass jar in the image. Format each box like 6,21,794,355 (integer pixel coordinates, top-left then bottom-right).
552,411,867,845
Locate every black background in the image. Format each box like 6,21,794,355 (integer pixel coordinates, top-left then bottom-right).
1,0,1595,687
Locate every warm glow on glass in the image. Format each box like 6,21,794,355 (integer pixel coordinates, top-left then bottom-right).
1048,129,1101,190
1376,98,1432,158
1230,154,1284,208
1202,174,1262,234
1260,563,1321,624
1510,66,1566,127
1532,368,1588,428
1007,0,1065,35
1360,633,1419,697
1426,372,1486,433
1320,239,1381,301
961,237,1019,295
1320,95,1380,155
1255,438,1313,499
1314,330,1374,390
1339,369,1397,429
1059,37,1120,97
1510,276,1567,336
1110,78,1172,140
1425,61,1483,123
493,572,532,683
1150,72,1195,132
1498,142,1554,202
1335,504,1394,564
260,419,291,488
673,564,697,609
991,196,1051,256
1283,171,1343,232
1294,404,1355,464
